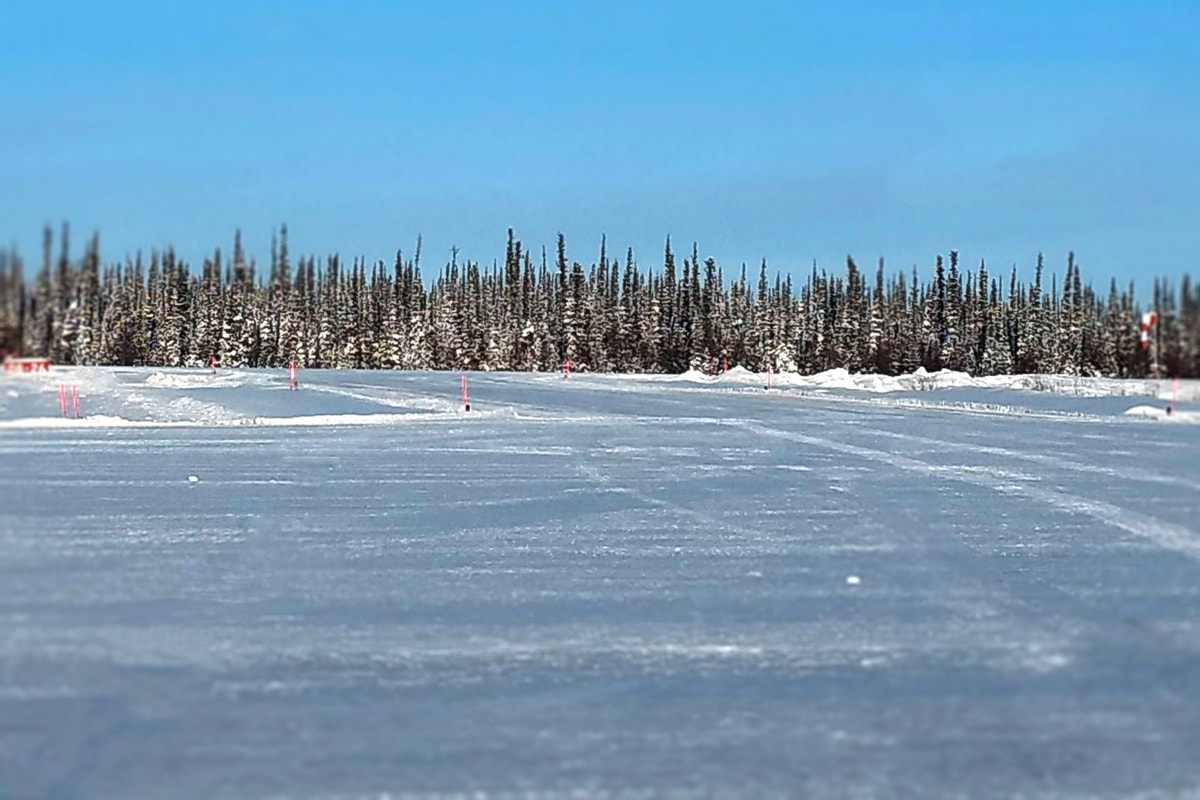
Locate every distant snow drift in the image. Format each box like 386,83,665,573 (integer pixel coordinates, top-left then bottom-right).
1,366,1197,429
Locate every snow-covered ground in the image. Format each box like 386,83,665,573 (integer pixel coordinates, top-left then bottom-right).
2,366,1199,799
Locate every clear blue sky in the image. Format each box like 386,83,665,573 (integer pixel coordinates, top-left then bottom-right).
2,0,1197,289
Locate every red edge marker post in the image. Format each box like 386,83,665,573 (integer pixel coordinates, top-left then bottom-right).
461,373,471,412
764,364,772,391
59,384,82,419
288,360,298,391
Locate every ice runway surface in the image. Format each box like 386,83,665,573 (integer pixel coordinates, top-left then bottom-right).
2,368,1199,799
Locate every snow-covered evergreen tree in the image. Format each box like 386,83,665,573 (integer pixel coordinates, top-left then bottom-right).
8,221,1200,380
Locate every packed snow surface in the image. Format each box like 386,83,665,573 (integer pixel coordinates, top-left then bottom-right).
2,366,1200,799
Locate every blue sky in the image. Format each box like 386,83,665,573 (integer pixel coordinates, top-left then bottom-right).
2,0,1197,289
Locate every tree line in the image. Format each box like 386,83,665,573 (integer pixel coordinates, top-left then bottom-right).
1,223,1197,378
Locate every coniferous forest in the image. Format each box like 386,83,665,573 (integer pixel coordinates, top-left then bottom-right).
1,224,1198,378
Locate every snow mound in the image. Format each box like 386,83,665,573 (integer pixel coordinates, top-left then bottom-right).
917,368,980,389
1124,405,1200,422
163,396,239,424
676,368,715,383
765,367,984,393
807,368,857,389
714,366,766,387
145,370,243,389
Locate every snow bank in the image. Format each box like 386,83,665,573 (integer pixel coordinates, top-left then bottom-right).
712,366,985,393
0,409,472,430
0,414,193,430
706,366,1200,402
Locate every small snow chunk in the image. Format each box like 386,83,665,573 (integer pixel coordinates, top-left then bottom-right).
5,389,17,399
845,575,861,586
1125,405,1166,419
187,475,200,483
